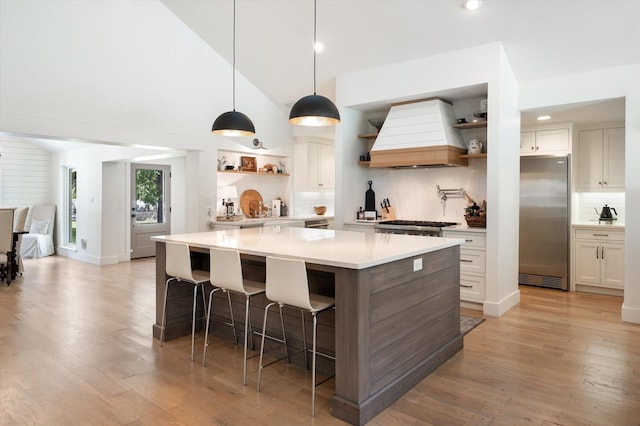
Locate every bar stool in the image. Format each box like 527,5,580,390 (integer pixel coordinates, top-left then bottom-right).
160,241,209,362
203,248,265,386
257,256,335,417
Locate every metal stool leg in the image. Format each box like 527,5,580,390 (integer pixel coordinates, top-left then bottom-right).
278,304,290,364
191,283,199,362
257,302,277,392
301,310,309,370
202,288,222,366
242,296,250,385
160,277,174,347
226,291,238,345
311,312,318,418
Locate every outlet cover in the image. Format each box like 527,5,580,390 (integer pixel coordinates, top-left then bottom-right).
413,258,423,272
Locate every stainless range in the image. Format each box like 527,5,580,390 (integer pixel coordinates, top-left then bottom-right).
375,220,459,237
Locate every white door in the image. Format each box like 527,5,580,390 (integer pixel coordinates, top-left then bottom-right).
604,127,625,190
131,163,171,258
574,241,600,285
601,242,624,289
520,131,536,154
535,128,569,153
578,129,604,190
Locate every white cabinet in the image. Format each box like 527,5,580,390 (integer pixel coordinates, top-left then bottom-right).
573,227,624,290
295,140,335,190
442,229,486,304
520,128,570,156
344,223,376,234
577,128,624,191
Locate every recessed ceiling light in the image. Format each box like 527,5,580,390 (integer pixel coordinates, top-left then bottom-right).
314,41,324,53
537,115,551,121
462,0,482,11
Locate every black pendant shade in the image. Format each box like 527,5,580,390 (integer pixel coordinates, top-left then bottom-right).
211,0,255,137
212,110,255,137
289,94,340,126
289,0,340,127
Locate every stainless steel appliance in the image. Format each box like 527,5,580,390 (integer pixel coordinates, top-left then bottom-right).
519,155,570,290
375,220,458,237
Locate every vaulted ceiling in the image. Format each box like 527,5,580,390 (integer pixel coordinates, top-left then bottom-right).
161,0,640,119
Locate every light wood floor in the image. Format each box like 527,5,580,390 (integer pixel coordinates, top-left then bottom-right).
1,256,639,425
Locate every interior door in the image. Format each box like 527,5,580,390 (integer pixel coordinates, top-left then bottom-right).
130,163,171,259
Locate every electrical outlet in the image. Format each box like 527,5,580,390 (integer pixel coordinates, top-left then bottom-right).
205,205,212,216
413,258,423,272
81,239,87,249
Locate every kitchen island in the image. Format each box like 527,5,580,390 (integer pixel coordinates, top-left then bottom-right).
152,227,464,425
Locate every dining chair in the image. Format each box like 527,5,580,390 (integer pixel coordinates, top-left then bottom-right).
0,208,16,284
202,248,266,386
257,256,335,417
160,241,209,362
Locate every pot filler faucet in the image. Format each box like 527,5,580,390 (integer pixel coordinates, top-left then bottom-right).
436,185,466,216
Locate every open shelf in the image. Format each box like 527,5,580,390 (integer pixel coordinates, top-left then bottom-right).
459,153,487,159
452,121,487,130
357,161,371,167
357,133,378,140
217,170,289,176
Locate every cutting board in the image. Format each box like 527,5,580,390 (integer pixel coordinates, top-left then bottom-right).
365,180,376,211
239,189,263,218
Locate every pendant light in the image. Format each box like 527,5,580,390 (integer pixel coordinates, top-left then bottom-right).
289,0,340,126
212,0,255,137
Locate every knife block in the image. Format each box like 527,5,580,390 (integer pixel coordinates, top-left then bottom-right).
382,206,396,220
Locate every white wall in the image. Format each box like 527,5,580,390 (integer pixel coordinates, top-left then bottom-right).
0,136,52,207
336,42,521,317
0,0,293,263
519,63,640,324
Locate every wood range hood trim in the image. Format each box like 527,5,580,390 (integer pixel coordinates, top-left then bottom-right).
369,145,468,168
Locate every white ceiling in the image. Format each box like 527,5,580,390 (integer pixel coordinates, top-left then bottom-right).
161,0,639,123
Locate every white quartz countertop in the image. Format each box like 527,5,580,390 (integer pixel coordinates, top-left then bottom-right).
153,227,463,270
572,221,625,229
211,215,332,225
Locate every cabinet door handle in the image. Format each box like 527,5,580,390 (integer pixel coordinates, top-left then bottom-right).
601,246,605,259
598,181,603,185
460,284,473,288
460,259,473,263
592,233,608,237
465,239,474,242
596,247,599,259
603,181,608,185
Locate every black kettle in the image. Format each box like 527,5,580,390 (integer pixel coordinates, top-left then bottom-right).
595,204,617,220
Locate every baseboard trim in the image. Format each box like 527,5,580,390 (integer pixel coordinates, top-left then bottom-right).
622,303,640,324
483,289,520,317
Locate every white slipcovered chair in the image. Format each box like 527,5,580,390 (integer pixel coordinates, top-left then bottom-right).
20,204,56,259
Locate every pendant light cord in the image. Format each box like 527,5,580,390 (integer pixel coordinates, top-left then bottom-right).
232,0,237,111
313,0,317,95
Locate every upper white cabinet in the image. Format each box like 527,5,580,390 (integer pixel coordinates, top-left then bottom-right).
520,128,570,155
295,139,335,190
577,127,624,191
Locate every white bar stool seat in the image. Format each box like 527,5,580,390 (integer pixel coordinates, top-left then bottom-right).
160,241,209,362
257,256,335,417
203,248,265,386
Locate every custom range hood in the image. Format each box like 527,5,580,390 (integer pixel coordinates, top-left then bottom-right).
369,98,468,168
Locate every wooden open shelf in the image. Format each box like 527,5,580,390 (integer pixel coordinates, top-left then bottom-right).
357,161,371,167
459,153,487,159
357,133,378,140
217,170,289,176
452,121,487,130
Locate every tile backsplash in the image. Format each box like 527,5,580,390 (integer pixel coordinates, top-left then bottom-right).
575,192,625,223
293,191,335,217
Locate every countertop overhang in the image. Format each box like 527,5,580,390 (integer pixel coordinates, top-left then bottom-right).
152,227,463,270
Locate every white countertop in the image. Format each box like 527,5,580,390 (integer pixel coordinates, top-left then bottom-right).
211,215,332,225
572,220,625,229
153,227,463,270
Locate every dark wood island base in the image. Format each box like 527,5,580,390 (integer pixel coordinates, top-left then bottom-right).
153,232,462,425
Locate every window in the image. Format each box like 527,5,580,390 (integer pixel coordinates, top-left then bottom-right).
64,167,77,246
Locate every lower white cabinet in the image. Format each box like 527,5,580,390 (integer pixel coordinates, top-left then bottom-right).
573,227,624,290
443,229,486,303
344,224,376,234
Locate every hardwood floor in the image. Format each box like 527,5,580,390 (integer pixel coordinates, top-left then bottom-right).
1,256,639,425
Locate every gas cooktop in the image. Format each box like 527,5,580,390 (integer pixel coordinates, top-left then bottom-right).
377,220,458,228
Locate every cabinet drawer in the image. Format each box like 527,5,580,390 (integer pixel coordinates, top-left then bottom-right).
460,274,485,302
444,231,486,248
460,248,486,274
574,229,624,242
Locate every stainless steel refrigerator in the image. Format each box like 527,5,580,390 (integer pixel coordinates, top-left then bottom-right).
519,155,570,290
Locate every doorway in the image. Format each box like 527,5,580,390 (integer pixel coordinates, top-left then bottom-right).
130,163,171,258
